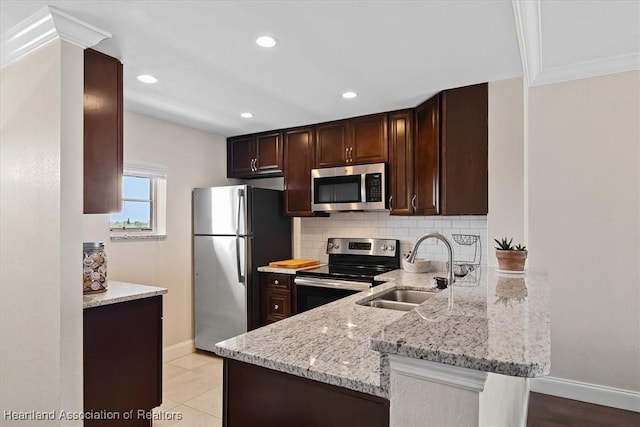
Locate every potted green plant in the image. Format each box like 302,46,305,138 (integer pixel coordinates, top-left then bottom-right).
494,237,528,271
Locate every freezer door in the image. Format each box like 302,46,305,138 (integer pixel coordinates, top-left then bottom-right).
193,186,247,236
194,235,247,351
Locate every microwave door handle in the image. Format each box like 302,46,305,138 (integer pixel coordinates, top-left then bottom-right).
361,173,367,203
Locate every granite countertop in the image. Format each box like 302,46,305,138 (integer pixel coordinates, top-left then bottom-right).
83,281,167,309
214,266,550,398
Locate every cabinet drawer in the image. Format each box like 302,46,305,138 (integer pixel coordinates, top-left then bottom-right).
264,273,292,290
264,290,291,320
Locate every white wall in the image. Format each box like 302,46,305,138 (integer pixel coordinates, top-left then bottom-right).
527,70,640,393
83,111,227,354
487,77,526,265
1,40,84,423
299,213,487,265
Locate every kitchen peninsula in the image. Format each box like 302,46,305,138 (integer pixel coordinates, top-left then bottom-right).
214,268,549,426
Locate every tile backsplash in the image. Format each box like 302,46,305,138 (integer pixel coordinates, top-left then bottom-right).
298,212,487,265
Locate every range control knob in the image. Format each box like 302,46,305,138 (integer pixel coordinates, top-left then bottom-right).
333,243,340,249
388,244,395,251
381,244,388,251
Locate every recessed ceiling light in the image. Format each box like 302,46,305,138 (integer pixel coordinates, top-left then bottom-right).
342,91,358,99
256,35,277,48
137,74,157,84
240,112,254,118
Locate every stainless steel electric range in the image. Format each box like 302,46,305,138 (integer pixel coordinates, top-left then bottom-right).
295,237,400,312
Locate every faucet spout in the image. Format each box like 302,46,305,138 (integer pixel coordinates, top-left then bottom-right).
408,233,455,311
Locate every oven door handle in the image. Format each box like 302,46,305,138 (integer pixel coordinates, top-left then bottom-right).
294,277,371,292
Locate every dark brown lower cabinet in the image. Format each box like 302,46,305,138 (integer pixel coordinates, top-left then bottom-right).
83,296,163,427
223,359,390,427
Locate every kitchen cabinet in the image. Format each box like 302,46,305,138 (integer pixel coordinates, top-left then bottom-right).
388,110,414,215
223,359,389,427
394,83,488,216
84,48,123,214
314,113,388,168
227,131,284,178
260,273,295,325
283,126,315,216
413,95,440,215
439,83,488,215
84,295,162,426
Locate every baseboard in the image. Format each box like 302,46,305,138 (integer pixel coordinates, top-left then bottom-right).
531,376,640,412
163,339,194,363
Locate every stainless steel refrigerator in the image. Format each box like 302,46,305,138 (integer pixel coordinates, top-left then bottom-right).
193,185,291,352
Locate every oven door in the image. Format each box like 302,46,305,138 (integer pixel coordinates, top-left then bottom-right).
294,277,370,313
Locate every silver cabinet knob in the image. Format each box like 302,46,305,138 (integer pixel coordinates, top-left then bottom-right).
274,304,279,310
274,280,279,285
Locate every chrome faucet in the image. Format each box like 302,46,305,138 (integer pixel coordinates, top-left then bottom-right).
408,233,455,311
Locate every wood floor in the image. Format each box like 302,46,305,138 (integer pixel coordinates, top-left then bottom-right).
527,392,640,427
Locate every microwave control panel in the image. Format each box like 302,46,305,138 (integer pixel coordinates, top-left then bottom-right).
365,173,383,202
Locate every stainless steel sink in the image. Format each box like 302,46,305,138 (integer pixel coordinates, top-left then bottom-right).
357,288,434,311
361,300,418,311
374,289,433,305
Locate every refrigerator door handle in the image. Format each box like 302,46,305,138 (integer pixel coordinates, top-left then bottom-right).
235,188,246,284
236,188,245,236
235,236,245,284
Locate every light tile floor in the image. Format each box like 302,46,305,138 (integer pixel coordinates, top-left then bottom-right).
153,351,223,427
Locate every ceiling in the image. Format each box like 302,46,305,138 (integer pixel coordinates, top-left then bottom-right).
1,1,638,138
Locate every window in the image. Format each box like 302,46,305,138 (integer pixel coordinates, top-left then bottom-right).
110,164,167,240
110,175,153,230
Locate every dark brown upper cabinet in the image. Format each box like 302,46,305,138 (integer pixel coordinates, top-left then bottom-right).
84,48,123,214
283,126,315,216
314,113,388,168
407,83,488,216
413,95,440,215
388,110,414,215
227,131,284,179
439,83,488,215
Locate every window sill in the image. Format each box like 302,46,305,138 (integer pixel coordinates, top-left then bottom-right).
110,234,167,242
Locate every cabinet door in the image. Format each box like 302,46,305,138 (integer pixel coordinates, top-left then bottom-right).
227,135,254,178
284,127,315,216
255,131,283,175
413,95,440,215
388,110,414,215
351,113,388,165
83,49,123,214
84,296,162,426
440,83,488,215
314,120,350,168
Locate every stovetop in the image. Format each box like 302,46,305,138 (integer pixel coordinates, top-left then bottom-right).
296,237,400,283
296,264,396,282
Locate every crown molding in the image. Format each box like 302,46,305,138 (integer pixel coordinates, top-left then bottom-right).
512,0,640,87
1,6,111,68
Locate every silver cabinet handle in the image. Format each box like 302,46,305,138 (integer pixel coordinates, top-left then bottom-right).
349,147,353,162
254,157,258,171
274,280,279,285
389,195,393,210
411,195,417,212
345,147,349,162
274,304,279,310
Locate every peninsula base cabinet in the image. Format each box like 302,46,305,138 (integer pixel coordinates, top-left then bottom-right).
389,355,530,427
223,359,390,427
83,296,163,426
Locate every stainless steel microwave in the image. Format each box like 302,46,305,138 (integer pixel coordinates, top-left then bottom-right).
311,163,387,212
